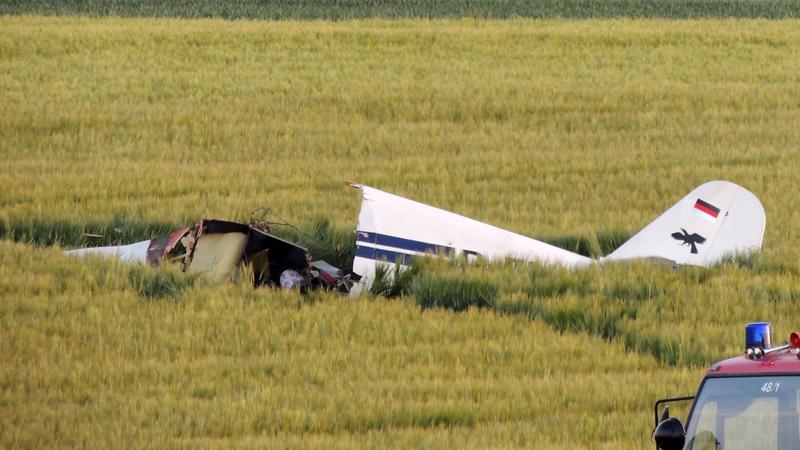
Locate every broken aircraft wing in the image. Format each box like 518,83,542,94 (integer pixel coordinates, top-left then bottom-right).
64,239,153,263
64,227,191,265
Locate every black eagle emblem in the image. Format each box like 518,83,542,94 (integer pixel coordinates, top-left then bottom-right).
671,228,706,254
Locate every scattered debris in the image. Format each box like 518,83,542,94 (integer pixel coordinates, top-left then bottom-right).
65,212,357,294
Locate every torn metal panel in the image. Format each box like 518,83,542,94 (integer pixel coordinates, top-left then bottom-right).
310,259,358,293
245,226,310,284
187,231,248,283
146,235,171,266
178,219,312,286
146,227,191,266
64,215,353,294
165,227,191,254
311,260,343,280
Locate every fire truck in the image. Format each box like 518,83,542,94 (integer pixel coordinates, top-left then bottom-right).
653,323,800,450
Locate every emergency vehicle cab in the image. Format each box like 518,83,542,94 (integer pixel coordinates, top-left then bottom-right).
654,323,800,450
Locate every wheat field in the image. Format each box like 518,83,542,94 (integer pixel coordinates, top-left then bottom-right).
3,0,799,19
1,17,799,449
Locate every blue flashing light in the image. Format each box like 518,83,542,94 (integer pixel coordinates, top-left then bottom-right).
745,322,772,350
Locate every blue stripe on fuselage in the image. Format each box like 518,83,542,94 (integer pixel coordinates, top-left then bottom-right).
355,245,414,265
356,231,454,256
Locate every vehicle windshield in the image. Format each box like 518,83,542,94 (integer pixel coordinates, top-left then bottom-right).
683,376,800,450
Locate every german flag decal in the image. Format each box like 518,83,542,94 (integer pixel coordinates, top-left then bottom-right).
694,198,720,218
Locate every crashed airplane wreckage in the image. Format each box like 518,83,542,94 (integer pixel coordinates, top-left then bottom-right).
65,214,356,293
66,180,765,296
349,180,766,294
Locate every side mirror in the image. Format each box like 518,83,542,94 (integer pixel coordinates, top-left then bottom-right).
653,413,686,450
652,399,693,450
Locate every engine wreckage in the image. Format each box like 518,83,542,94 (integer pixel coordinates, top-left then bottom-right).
65,212,356,294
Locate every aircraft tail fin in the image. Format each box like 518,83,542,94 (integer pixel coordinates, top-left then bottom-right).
604,180,765,266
